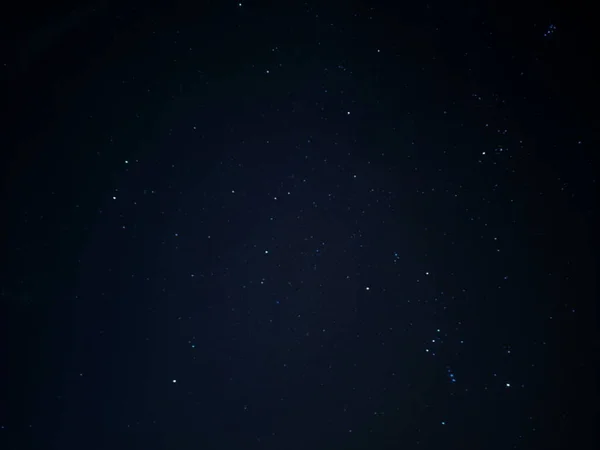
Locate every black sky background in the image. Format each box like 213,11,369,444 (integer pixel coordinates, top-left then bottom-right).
1,1,598,449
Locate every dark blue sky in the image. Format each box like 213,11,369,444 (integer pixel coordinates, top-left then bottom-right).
2,1,597,449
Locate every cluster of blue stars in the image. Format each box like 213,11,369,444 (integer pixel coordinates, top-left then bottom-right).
446,366,456,383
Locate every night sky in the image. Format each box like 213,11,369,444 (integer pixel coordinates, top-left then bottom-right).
2,1,598,449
